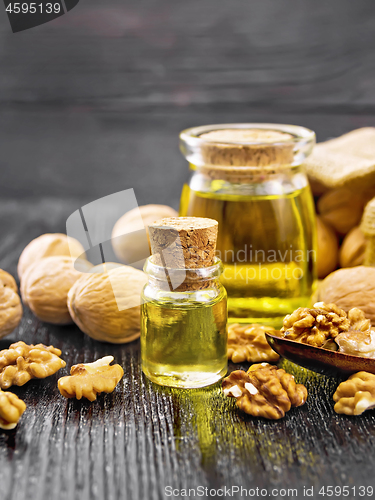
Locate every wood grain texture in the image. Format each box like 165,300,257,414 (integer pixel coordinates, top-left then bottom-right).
0,0,375,108
0,0,375,203
1,203,375,500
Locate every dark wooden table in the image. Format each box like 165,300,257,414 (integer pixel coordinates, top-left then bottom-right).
1,1,375,499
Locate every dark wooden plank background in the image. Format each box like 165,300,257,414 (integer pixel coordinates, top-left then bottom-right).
1,1,375,499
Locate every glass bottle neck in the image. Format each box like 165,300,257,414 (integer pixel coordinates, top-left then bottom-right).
188,163,309,198
144,256,224,293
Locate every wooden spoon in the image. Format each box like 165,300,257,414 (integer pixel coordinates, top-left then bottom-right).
265,332,375,376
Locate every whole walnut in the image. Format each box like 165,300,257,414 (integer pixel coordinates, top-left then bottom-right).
316,266,375,325
21,256,92,324
0,270,18,293
112,205,178,267
67,263,147,343
0,271,23,339
316,216,338,278
317,188,365,236
339,227,366,268
18,233,86,280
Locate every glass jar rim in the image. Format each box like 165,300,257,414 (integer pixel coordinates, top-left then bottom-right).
180,123,315,147
179,123,315,170
144,255,223,281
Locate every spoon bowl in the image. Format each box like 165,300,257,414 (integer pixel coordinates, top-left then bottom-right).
265,332,375,376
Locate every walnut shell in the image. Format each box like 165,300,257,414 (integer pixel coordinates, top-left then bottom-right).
111,204,178,266
67,264,147,343
0,270,18,293
21,256,92,324
0,272,23,339
339,227,366,268
316,216,338,278
317,188,365,235
18,233,86,280
316,266,375,325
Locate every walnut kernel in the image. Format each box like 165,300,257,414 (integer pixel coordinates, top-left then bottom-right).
0,389,26,430
281,302,350,347
336,330,375,358
227,324,279,363
222,363,307,420
0,341,66,389
333,372,375,415
58,356,124,401
347,307,371,333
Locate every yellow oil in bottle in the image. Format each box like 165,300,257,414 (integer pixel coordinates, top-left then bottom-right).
141,290,227,389
180,181,317,327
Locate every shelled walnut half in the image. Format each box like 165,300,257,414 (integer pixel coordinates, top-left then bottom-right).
58,356,124,401
0,341,66,389
227,324,279,363
0,389,26,430
281,302,371,348
222,363,307,420
333,372,375,415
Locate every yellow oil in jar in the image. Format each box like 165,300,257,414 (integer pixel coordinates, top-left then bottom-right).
141,291,227,389
180,183,317,327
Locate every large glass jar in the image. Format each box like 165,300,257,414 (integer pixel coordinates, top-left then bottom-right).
179,124,316,328
141,256,227,388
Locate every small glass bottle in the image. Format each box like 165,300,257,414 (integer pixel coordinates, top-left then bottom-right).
141,217,228,388
179,124,317,328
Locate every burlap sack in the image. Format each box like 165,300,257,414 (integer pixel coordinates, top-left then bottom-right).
305,128,375,190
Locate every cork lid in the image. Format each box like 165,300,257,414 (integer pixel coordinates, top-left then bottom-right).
199,128,293,144
199,128,294,168
179,124,316,184
148,217,218,269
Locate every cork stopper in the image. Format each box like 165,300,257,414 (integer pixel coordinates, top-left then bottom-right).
148,217,218,269
361,197,375,266
148,217,219,292
199,128,295,168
